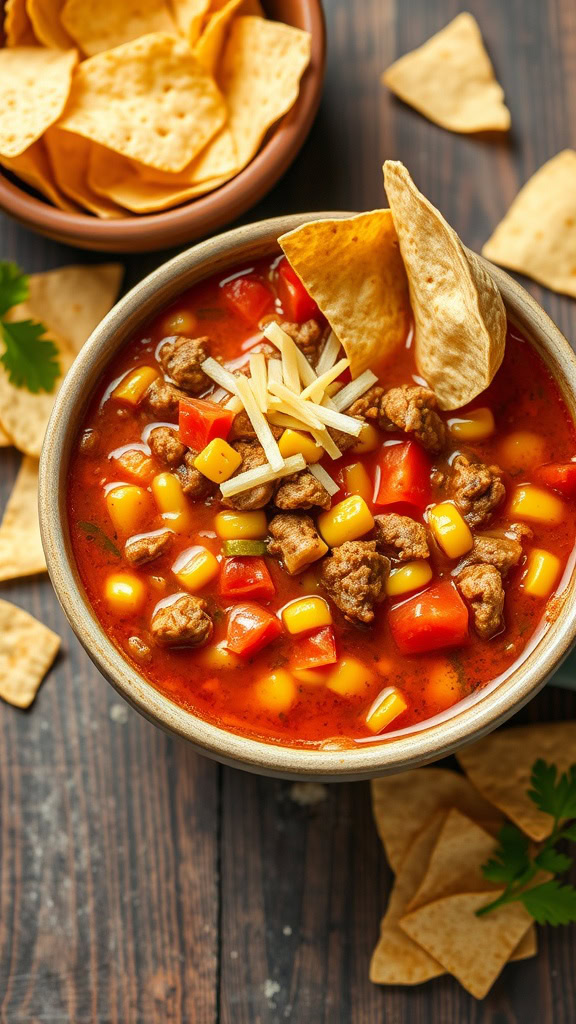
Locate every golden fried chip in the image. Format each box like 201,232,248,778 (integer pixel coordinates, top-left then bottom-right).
0,48,78,159
0,598,60,708
134,125,238,186
172,0,211,42
27,0,74,48
0,457,45,582
220,16,311,172
0,424,11,446
4,0,36,45
371,767,503,873
400,892,533,1000
194,0,245,73
457,721,576,840
0,334,74,458
89,144,231,212
280,212,410,378
407,809,501,911
482,150,576,297
45,129,126,219
384,160,506,409
0,141,79,212
62,0,176,56
382,13,510,133
58,32,226,173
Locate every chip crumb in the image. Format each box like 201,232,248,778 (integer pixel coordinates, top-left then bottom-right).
289,781,328,806
282,925,292,936
263,979,281,1001
109,702,129,724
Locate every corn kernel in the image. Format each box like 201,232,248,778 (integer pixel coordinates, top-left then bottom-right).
327,657,375,697
253,669,297,714
282,596,332,634
111,366,159,405
448,407,495,442
523,548,561,598
386,559,433,597
498,431,547,473
193,438,242,483
161,309,197,335
341,462,373,504
173,546,219,592
317,494,375,548
278,428,323,463
197,642,242,670
365,687,407,733
214,510,267,540
428,502,474,559
426,658,460,711
509,484,564,525
292,667,329,686
106,484,151,536
104,573,146,616
151,472,192,532
351,422,381,454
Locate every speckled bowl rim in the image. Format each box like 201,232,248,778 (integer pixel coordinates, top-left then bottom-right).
39,213,576,780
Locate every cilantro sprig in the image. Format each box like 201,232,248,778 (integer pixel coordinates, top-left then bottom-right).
477,759,576,925
0,262,60,393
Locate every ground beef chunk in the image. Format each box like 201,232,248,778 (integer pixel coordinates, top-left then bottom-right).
268,513,326,574
460,534,522,576
148,425,187,468
279,319,324,363
177,450,216,499
157,335,211,393
275,469,331,510
127,635,152,664
329,427,358,453
348,385,385,420
228,409,282,441
507,522,534,542
456,564,504,639
373,513,429,561
151,594,213,648
449,455,506,528
320,540,389,624
221,440,274,510
125,529,173,566
144,379,187,420
348,384,445,453
79,428,99,454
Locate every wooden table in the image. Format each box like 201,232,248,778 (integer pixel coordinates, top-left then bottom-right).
1,0,576,1020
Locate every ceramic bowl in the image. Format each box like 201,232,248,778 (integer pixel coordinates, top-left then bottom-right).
0,1,325,253
39,213,576,780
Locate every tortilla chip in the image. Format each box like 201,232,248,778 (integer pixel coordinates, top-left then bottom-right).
371,768,502,873
220,17,311,172
400,891,533,999
4,0,37,45
194,0,245,74
382,13,510,134
0,599,60,708
58,32,226,173
482,150,576,298
0,457,45,582
134,125,238,186
384,160,506,409
61,0,176,56
172,0,211,42
1,140,80,212
27,0,74,48
280,211,410,378
0,423,11,446
0,48,78,159
44,129,126,219
407,810,502,911
0,334,74,458
457,721,576,840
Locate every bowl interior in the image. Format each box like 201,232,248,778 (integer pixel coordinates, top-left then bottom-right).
39,214,576,780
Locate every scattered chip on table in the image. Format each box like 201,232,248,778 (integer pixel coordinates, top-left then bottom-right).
0,47,78,159
0,598,60,708
0,456,46,582
61,0,176,56
382,12,510,133
0,422,11,446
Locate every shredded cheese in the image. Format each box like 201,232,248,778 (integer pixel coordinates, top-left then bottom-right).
267,379,324,429
262,322,317,387
268,411,311,431
234,374,284,471
315,331,341,375
224,395,243,413
309,463,340,496
332,369,379,412
281,335,301,394
201,356,240,396
220,454,306,498
305,401,363,436
249,353,267,412
267,359,283,384
300,358,349,403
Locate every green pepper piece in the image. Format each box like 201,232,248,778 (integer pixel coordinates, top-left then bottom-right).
222,539,267,556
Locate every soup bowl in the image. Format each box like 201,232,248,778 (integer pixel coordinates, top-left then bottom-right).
39,213,576,780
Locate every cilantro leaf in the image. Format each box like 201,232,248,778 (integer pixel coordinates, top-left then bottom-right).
528,759,576,822
0,320,60,394
76,521,121,559
0,262,29,317
535,847,573,874
482,823,531,885
520,881,576,926
561,822,576,842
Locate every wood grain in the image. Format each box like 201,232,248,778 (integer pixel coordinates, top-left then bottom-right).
1,0,576,1020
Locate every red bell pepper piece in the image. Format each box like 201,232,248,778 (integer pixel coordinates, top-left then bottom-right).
534,461,576,499
389,581,469,655
225,602,283,656
178,397,235,452
276,256,320,322
374,441,431,511
219,557,276,601
291,626,337,671
221,276,274,325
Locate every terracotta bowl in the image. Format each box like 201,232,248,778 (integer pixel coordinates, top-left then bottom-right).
39,213,576,780
0,1,325,253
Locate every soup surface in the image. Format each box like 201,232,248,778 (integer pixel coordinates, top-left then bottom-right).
68,254,576,747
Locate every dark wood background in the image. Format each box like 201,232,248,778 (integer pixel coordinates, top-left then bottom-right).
1,0,576,1020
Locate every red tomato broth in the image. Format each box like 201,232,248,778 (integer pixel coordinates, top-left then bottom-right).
67,258,576,747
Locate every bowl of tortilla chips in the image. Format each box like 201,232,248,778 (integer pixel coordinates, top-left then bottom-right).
0,0,325,252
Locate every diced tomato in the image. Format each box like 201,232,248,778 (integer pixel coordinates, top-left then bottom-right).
225,602,283,656
219,557,276,601
374,441,431,511
276,256,320,322
534,461,576,499
220,276,274,325
291,626,337,670
178,397,235,451
388,581,469,655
